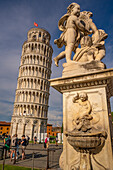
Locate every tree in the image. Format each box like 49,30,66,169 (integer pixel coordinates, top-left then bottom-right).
61,122,63,133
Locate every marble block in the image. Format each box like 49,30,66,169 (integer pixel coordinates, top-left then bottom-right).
50,68,113,170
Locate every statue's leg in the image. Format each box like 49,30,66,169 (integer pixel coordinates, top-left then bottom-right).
65,43,74,63
95,47,105,61
54,51,65,67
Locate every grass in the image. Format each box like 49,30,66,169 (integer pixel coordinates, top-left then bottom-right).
0,164,40,170
111,112,113,121
29,141,40,144
29,141,34,144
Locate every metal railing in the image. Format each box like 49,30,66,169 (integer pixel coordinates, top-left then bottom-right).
1,145,62,170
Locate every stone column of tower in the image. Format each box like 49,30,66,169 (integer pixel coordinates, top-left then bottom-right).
11,28,53,140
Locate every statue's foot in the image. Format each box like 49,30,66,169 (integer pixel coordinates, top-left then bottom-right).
54,39,57,44
67,60,75,64
54,58,59,67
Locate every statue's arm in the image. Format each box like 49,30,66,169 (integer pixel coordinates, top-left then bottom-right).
89,19,98,33
75,19,92,34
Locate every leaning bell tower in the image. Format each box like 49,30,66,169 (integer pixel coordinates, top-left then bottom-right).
10,28,53,140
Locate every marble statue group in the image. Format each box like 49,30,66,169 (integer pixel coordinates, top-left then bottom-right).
54,2,108,67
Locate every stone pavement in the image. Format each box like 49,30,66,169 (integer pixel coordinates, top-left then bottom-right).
0,143,63,169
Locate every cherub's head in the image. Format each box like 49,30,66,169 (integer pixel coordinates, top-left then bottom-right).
80,36,92,48
80,11,93,18
79,92,88,101
67,3,80,17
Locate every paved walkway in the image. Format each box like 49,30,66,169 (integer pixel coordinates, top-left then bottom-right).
0,143,63,169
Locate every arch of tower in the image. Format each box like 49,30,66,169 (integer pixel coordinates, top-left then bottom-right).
11,28,53,140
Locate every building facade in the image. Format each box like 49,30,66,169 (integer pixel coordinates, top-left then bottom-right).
0,121,11,136
47,124,61,136
11,28,53,140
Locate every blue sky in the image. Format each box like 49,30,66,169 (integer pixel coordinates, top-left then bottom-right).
0,0,113,126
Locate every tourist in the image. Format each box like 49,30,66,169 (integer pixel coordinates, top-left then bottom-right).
26,135,30,145
56,136,58,146
44,137,47,148
34,136,37,144
46,135,49,149
44,135,49,148
16,137,20,160
10,134,18,162
21,135,27,160
4,134,11,158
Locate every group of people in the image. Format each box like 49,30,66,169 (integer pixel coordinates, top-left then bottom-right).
4,134,29,162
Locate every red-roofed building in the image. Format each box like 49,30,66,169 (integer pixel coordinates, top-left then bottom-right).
47,124,61,136
0,121,11,136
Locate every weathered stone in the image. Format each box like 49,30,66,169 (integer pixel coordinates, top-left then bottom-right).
50,69,113,169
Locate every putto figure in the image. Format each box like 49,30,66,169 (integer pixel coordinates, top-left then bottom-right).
54,2,108,67
54,3,92,66
72,92,93,132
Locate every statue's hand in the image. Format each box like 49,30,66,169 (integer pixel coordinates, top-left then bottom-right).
85,29,92,35
89,30,93,34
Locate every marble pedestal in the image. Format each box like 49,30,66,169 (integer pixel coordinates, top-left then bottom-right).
50,68,113,170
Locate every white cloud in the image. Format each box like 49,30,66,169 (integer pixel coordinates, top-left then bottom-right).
48,109,63,126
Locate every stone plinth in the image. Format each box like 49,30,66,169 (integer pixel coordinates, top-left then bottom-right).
50,68,113,170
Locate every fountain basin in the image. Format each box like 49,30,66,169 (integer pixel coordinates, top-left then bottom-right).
66,131,107,151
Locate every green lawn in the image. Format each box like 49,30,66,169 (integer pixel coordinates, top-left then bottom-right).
0,164,40,170
111,112,113,121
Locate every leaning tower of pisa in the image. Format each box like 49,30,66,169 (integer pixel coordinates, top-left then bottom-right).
11,28,53,140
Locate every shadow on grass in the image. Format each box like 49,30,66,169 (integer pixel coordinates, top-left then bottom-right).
0,164,40,170
25,152,47,160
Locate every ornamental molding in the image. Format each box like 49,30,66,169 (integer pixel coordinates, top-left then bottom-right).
56,79,110,92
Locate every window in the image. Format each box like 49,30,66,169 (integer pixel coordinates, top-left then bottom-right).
7,128,9,130
33,35,36,40
39,32,41,37
0,127,3,130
